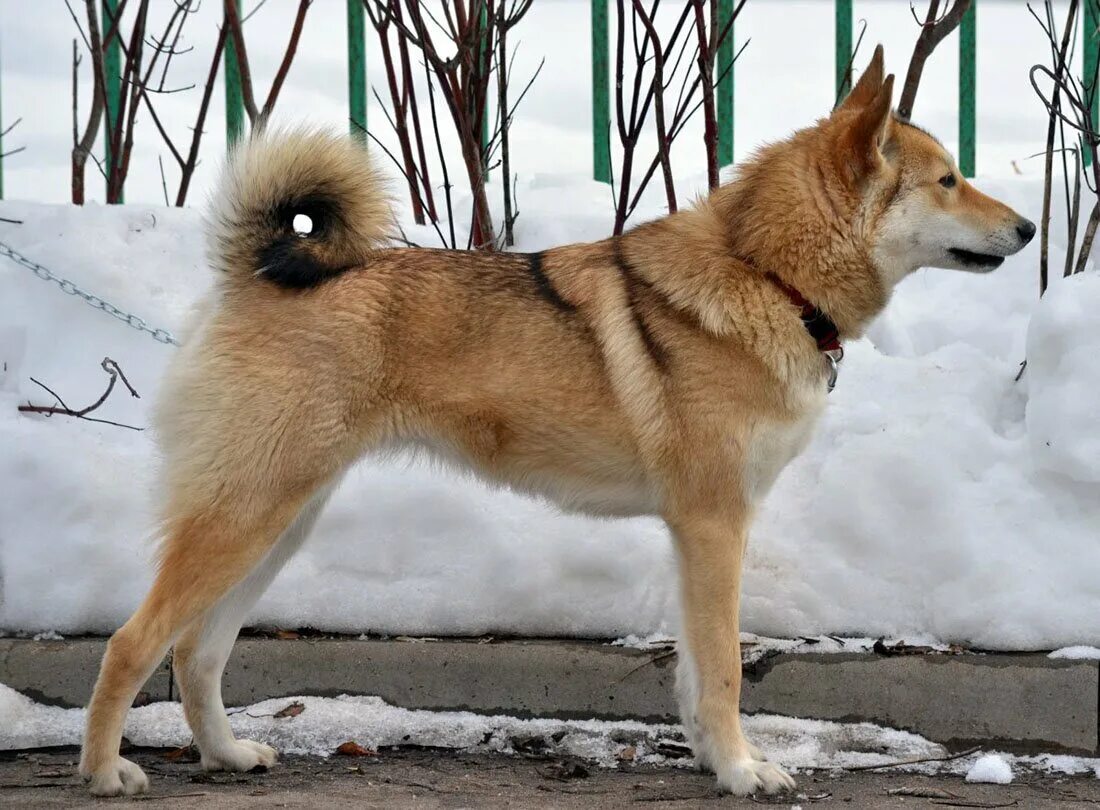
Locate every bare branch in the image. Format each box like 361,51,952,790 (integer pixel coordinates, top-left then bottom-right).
223,0,260,122
67,0,108,204
18,358,143,432
897,0,972,121
260,0,312,121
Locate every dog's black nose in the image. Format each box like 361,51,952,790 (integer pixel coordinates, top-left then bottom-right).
1017,219,1037,244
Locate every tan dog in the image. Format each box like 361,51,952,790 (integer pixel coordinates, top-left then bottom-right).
79,46,1033,797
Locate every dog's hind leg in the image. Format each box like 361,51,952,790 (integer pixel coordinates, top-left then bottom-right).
172,479,339,773
668,507,795,797
78,473,338,797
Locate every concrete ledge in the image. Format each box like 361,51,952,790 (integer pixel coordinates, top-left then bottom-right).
2,637,1096,755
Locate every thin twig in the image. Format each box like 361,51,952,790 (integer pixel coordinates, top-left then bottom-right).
353,118,449,249
259,0,312,123
158,155,170,206
834,19,869,108
18,358,142,432
844,745,981,772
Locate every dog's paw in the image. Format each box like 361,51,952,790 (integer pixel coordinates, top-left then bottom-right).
201,739,278,773
80,756,149,797
715,758,795,796
746,741,767,761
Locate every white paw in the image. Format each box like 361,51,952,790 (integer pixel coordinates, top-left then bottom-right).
201,738,278,772
80,756,149,797
716,758,796,796
746,741,767,761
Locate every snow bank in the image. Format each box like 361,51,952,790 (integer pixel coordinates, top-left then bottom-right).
2,175,1099,649
965,754,1014,785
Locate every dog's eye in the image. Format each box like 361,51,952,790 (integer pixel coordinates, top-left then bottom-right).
939,173,957,189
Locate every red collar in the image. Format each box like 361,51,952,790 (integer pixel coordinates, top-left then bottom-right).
765,273,843,354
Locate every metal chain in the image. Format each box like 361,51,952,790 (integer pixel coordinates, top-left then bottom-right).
1,238,180,347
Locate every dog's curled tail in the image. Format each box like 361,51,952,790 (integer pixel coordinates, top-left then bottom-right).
206,127,392,289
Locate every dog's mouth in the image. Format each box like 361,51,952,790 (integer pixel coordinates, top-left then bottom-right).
948,248,1005,271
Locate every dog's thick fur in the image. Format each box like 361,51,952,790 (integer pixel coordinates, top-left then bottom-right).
79,47,1033,797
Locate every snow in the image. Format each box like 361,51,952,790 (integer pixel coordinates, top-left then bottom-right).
2,174,1100,648
3,682,1098,781
1049,646,1100,660
0,681,943,769
965,754,1014,785
1025,272,1100,482
1028,754,1100,779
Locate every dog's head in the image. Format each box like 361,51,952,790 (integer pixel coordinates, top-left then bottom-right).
826,45,1034,286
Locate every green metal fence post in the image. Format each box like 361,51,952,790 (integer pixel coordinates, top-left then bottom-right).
225,0,245,148
480,3,490,173
835,0,852,104
717,0,734,167
959,0,976,177
1084,0,1099,168
347,0,366,141
102,0,122,202
591,0,610,184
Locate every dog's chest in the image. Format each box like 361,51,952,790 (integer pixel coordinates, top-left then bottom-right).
740,406,823,505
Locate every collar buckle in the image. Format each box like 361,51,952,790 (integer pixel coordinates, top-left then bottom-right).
763,272,845,393
824,347,844,393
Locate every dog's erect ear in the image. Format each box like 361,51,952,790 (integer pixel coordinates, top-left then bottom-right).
835,44,885,114
837,73,895,180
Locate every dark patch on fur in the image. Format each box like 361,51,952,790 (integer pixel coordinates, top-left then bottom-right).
613,239,669,371
524,252,575,312
257,194,352,289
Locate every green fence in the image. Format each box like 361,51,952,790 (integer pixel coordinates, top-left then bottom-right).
102,0,122,202
347,0,367,142
1085,0,1099,168
2,1,1097,201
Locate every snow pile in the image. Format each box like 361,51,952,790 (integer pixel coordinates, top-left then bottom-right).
2,175,1099,648
1025,272,1100,482
965,754,1014,785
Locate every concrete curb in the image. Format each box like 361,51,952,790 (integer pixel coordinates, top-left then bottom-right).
2,637,1096,755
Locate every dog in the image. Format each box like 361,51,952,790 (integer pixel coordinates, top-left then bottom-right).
78,46,1034,796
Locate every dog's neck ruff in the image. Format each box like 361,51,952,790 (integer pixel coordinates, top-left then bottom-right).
764,272,844,392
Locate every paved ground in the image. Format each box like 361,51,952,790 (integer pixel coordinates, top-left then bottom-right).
2,746,1099,808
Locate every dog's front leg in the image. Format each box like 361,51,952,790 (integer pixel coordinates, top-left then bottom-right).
667,509,795,796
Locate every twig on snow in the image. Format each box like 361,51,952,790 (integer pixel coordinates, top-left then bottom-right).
844,745,981,772
18,357,142,431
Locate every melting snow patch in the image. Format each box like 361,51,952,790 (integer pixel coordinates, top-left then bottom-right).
5,683,1100,781
1025,753,1100,778
610,633,675,650
1049,646,1100,660
0,681,941,770
966,754,1014,784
